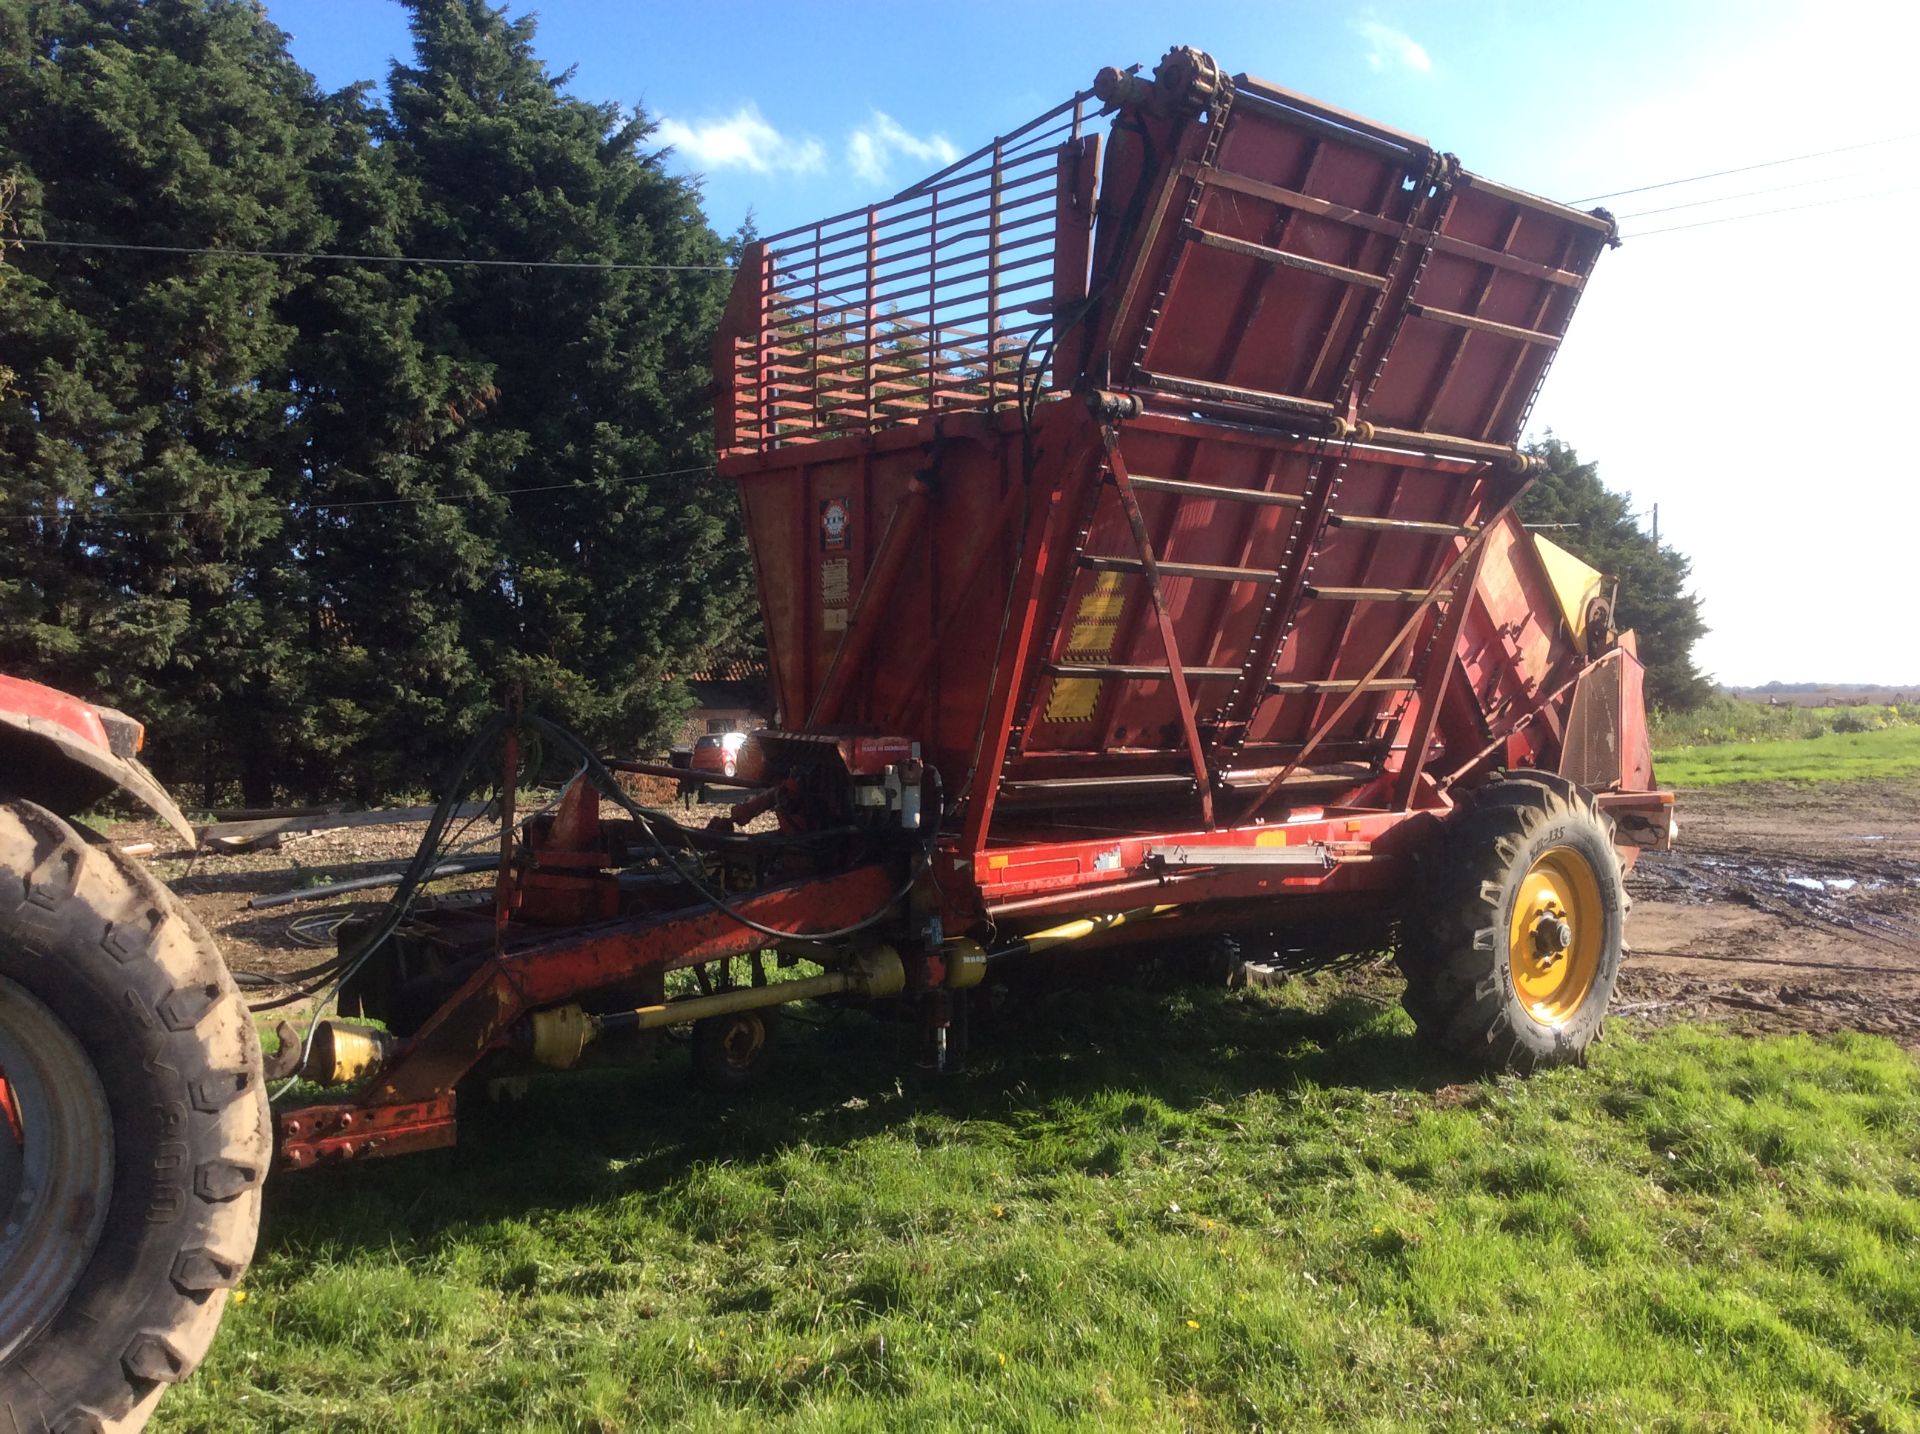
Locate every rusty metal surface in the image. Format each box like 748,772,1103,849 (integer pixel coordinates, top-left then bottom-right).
1560,648,1655,795
275,1095,457,1170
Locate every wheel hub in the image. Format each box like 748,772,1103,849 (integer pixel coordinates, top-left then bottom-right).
1530,910,1574,964
0,972,115,1363
1507,846,1604,1027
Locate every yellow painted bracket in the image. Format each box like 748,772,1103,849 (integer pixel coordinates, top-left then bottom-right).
1531,533,1604,647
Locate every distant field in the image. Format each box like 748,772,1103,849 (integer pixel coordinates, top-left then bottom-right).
1650,697,1920,749
157,981,1920,1434
1649,698,1920,787
1654,724,1920,788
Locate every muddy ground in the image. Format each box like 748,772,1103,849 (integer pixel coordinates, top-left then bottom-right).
106,776,1920,1047
1619,777,1920,1045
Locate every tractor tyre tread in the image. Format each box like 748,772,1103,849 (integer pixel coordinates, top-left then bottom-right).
0,801,267,1433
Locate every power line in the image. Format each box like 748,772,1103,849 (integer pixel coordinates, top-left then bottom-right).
1572,130,1919,204
10,236,732,272
0,462,717,524
1616,168,1870,219
1623,183,1920,238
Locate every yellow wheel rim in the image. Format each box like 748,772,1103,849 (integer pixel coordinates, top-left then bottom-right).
1506,846,1604,1026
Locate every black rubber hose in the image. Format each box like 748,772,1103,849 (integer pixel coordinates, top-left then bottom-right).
521,714,938,945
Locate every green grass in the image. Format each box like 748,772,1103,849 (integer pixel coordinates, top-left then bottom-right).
1654,724,1920,787
156,980,1920,1433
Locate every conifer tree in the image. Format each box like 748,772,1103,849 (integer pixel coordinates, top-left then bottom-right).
384,0,751,751
0,0,755,799
0,0,332,801
273,77,508,797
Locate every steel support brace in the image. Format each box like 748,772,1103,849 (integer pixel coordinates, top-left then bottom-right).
962,432,1101,853
1101,428,1215,828
1389,539,1489,810
1243,498,1519,822
277,1095,457,1170
1437,665,1584,791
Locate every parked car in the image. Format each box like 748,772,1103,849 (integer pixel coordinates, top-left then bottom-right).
689,730,748,780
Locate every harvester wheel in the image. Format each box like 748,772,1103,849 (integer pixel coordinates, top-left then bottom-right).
1398,774,1626,1071
1173,933,1247,989
691,1008,780,1092
0,801,267,1432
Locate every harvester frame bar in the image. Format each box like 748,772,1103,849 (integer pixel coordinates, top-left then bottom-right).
279,865,898,1166
1100,429,1215,828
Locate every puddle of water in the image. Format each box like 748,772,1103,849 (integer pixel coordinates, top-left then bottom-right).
1789,875,1862,893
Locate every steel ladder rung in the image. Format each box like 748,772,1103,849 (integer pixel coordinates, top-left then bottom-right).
1303,585,1453,603
1127,474,1307,508
1190,227,1390,291
1078,554,1276,583
1266,676,1419,695
1405,302,1562,348
1046,661,1244,681
1328,513,1479,537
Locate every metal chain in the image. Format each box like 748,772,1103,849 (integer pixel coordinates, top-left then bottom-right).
1219,149,1446,748
1366,156,1484,738
1125,80,1236,380
1387,157,1472,649
1354,150,1453,417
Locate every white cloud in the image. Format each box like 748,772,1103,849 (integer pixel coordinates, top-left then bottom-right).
655,105,825,175
1355,19,1433,75
847,113,962,185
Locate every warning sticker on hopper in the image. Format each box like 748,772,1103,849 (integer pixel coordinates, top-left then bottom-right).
822,557,851,632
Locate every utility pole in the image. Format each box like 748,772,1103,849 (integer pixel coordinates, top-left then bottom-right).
1650,502,1659,548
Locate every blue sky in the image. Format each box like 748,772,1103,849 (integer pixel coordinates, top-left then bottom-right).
265,0,1920,687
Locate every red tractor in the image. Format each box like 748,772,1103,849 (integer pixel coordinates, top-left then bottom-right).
0,674,266,1430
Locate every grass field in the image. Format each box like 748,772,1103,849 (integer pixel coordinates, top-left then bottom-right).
1653,724,1920,787
157,979,1920,1433
1644,697,1920,786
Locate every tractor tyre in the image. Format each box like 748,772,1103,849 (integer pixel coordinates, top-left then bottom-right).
691,1008,780,1092
1398,774,1627,1071
0,801,268,1432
